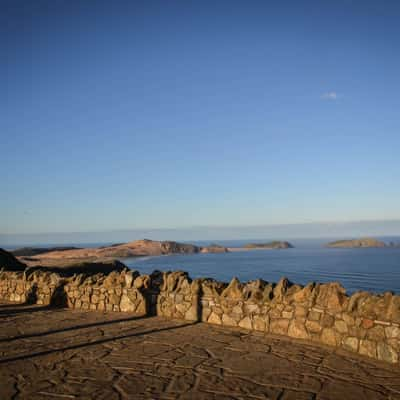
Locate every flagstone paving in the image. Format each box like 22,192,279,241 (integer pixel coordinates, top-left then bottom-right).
0,303,399,399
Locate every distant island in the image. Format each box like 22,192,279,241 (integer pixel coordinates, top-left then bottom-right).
227,241,294,252
326,237,387,248
244,241,294,249
200,244,229,253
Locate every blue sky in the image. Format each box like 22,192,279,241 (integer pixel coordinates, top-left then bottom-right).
1,0,400,238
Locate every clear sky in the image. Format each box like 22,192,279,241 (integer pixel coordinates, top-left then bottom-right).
1,0,400,237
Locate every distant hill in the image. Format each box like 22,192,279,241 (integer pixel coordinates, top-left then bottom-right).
0,248,27,271
12,246,79,257
326,237,387,248
244,241,294,249
17,239,229,267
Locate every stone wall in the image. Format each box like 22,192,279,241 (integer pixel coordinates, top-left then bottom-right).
0,269,148,314
199,276,400,364
0,268,399,364
0,270,62,305
156,271,199,320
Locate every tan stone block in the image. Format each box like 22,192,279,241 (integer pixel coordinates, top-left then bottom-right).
359,340,377,358
367,325,385,341
282,310,293,319
295,306,308,318
221,277,243,300
385,325,400,339
208,312,222,325
343,337,359,352
109,294,120,305
308,310,321,321
321,328,340,347
201,307,211,321
264,315,270,333
270,319,290,335
342,313,355,326
321,313,334,328
245,304,260,314
176,303,188,314
269,308,282,318
288,319,309,339
348,326,367,340
91,294,99,304
222,314,238,327
253,316,266,331
292,284,314,303
175,294,184,304
305,320,322,334
120,294,135,312
388,338,400,352
316,282,346,313
238,316,253,330
213,307,223,316
334,320,348,334
185,305,198,321
124,273,134,288
81,295,90,303
377,342,398,363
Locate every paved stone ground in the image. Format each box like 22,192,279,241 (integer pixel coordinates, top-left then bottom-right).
0,303,399,400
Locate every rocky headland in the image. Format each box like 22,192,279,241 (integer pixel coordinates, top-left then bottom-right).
11,246,79,257
326,237,387,248
14,239,229,268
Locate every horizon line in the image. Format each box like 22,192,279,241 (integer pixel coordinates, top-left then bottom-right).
2,218,400,237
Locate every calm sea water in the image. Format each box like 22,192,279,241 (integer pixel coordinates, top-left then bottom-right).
4,238,400,294
124,238,400,294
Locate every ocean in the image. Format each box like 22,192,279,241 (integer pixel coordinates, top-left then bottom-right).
125,238,400,294
4,237,400,294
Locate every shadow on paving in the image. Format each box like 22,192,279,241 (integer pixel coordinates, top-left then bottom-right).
0,304,55,317
0,303,29,309
0,321,197,364
0,313,148,343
